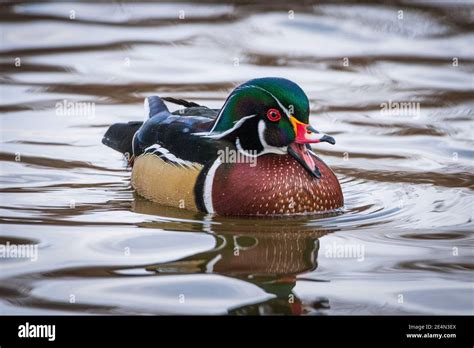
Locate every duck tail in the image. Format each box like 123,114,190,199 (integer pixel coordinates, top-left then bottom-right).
103,96,192,158
102,121,142,157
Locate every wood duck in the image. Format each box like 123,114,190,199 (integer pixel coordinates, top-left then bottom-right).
103,77,343,216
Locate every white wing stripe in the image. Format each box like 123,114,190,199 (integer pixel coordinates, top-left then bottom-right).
144,144,196,167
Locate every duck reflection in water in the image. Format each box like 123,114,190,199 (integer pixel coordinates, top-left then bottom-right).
134,196,337,315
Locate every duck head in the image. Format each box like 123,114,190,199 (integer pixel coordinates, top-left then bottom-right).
206,77,335,178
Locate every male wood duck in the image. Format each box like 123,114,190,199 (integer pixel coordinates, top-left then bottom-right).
103,77,343,216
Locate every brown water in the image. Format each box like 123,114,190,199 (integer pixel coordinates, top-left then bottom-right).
0,1,473,315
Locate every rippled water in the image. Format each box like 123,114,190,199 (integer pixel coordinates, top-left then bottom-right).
1,1,473,315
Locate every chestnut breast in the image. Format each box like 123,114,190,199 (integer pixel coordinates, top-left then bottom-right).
211,153,343,216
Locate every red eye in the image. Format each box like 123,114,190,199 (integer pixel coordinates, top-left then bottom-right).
266,108,281,122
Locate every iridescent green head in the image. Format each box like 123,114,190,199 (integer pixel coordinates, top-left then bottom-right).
208,77,335,177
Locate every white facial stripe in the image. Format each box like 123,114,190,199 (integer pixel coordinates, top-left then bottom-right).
203,157,222,214
235,138,260,158
256,120,287,155
194,114,257,139
209,83,292,136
